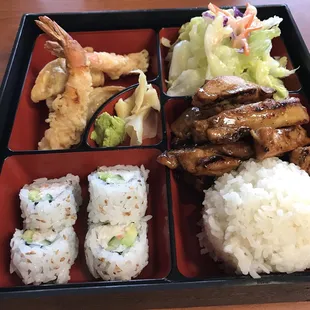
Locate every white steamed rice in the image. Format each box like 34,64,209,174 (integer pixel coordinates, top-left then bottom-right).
10,227,78,285
87,165,149,225
19,174,82,232
200,157,310,278
85,221,149,281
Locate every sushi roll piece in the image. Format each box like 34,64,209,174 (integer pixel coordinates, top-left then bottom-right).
87,165,149,225
10,227,78,285
19,174,82,231
85,221,149,281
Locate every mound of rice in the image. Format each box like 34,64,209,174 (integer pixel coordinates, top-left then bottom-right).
200,157,310,278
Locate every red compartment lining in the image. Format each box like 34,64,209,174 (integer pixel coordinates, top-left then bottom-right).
9,29,158,151
0,149,170,287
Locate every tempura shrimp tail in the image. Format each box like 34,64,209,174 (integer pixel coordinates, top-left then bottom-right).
36,16,87,68
45,41,94,58
36,16,70,48
45,40,64,58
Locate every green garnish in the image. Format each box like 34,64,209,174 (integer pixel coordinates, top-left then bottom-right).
121,223,138,247
45,194,53,202
41,240,52,246
91,112,126,147
28,190,41,202
22,230,34,243
98,172,124,183
22,230,52,247
106,224,138,251
107,236,122,251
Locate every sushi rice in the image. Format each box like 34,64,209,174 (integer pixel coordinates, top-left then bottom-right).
10,227,78,285
85,221,149,281
19,174,82,232
87,165,149,225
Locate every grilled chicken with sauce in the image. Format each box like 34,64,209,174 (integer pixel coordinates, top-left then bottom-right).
251,126,310,160
197,126,251,144
290,146,310,174
171,76,275,140
171,107,210,140
157,141,253,176
192,97,309,144
192,76,275,108
159,150,241,176
171,103,245,141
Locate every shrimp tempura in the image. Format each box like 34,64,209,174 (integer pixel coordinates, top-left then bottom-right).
36,16,93,150
45,40,149,80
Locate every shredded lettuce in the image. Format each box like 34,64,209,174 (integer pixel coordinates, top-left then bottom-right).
167,69,205,97
167,9,296,99
167,17,209,96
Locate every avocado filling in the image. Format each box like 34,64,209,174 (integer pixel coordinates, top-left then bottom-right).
22,230,53,247
22,230,34,243
106,223,138,252
28,190,54,203
98,172,125,183
28,190,41,202
45,194,54,202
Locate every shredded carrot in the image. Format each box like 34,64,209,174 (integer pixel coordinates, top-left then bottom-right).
244,13,254,28
208,2,262,56
231,25,261,51
208,3,217,14
244,3,257,17
243,40,250,56
243,25,262,37
244,3,251,16
208,3,231,17
235,14,252,29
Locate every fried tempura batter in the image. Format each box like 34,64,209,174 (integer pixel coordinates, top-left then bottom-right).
31,58,105,103
45,40,149,80
36,16,93,150
87,86,125,121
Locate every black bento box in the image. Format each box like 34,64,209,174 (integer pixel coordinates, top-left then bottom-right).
1,5,310,307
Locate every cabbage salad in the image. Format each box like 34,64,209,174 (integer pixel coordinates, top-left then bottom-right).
166,3,296,99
